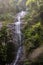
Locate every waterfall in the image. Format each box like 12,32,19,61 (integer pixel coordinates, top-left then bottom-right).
15,16,21,44
12,11,26,65
13,16,21,65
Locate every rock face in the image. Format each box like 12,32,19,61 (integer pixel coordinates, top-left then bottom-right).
14,0,27,11
28,46,43,63
15,0,26,6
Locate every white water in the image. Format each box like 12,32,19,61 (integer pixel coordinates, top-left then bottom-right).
13,11,26,65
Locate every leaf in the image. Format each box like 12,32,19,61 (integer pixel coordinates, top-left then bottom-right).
26,0,35,6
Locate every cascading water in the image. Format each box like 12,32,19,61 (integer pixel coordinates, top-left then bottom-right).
12,11,26,65
15,16,21,44
13,16,21,65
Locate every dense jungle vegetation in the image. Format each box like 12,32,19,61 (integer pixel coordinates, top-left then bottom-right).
0,0,43,65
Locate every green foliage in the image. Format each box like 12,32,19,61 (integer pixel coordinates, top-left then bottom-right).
0,26,16,64
23,22,42,54
0,44,7,63
0,13,14,25
0,0,20,25
26,0,35,6
0,14,13,21
25,0,43,24
23,0,43,65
